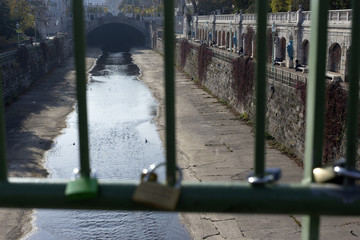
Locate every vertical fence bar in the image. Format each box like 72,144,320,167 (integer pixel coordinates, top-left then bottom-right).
72,0,90,177
302,1,329,239
163,0,176,185
345,0,360,183
254,0,268,178
0,59,7,181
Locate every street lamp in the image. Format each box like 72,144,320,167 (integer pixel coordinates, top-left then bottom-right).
272,22,276,66
16,22,20,47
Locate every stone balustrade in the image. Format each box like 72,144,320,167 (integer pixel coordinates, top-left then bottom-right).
185,9,353,81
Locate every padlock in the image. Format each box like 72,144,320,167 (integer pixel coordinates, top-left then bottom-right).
140,168,158,182
133,163,182,211
313,166,339,183
247,168,282,184
313,158,358,184
65,168,98,199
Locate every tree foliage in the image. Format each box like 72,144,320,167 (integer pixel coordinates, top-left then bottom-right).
290,0,310,11
330,0,351,10
6,0,34,30
270,0,291,12
0,0,16,39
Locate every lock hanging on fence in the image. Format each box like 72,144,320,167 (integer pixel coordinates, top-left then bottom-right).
65,168,98,200
313,158,360,184
133,162,182,211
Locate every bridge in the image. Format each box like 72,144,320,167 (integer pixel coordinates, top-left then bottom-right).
184,8,352,81
68,12,164,50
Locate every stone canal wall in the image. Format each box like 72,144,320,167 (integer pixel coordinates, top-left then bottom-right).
0,36,71,104
154,39,348,164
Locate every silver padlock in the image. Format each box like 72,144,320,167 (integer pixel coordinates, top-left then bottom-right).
133,162,182,210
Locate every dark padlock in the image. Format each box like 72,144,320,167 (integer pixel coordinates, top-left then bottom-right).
247,168,282,184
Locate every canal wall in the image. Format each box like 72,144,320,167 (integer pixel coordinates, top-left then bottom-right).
155,38,349,164
0,36,71,104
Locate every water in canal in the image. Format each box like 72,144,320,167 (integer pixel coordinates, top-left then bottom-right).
25,51,191,239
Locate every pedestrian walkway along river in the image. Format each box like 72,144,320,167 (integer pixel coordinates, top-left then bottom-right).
24,51,190,239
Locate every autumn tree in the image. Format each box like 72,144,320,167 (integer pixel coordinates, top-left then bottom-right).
270,0,291,12
0,0,16,39
6,0,34,30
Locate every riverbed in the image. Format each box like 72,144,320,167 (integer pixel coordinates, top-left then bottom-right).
24,51,190,239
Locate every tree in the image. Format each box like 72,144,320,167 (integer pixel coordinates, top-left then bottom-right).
0,0,16,39
232,0,256,13
330,0,351,10
270,0,291,12
6,0,34,30
290,0,310,11
196,0,233,15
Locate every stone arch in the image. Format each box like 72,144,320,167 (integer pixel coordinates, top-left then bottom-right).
226,31,230,48
245,26,254,56
328,42,341,72
301,40,310,65
241,33,245,50
280,37,286,61
222,31,226,47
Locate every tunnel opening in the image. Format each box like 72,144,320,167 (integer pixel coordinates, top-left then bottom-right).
87,23,146,52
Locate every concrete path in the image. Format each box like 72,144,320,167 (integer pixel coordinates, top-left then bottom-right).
132,48,360,240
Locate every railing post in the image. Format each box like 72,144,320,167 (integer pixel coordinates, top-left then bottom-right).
0,59,7,181
254,0,268,178
302,0,329,239
72,0,91,177
164,0,176,185
345,0,360,185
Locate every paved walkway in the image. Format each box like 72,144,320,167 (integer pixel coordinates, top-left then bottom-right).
132,48,360,240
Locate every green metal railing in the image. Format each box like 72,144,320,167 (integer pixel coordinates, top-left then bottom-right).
0,1,360,239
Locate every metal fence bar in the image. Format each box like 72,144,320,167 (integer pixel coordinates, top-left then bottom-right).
0,179,360,214
345,0,360,184
0,59,7,181
253,0,268,178
302,0,329,239
163,0,176,185
72,0,91,177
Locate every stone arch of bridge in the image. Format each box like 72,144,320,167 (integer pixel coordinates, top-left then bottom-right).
280,37,286,61
86,22,146,52
301,40,310,66
328,42,341,73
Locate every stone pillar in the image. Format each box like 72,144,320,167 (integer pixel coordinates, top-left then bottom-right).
212,13,216,45
195,14,198,40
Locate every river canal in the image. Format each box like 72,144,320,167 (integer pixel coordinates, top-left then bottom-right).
25,51,191,239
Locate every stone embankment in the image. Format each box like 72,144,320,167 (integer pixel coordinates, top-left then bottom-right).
156,38,351,166
132,48,360,240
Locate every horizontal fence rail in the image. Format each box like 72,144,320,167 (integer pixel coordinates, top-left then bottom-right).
0,179,358,215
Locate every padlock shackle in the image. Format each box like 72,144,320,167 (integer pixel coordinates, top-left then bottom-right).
143,162,183,189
